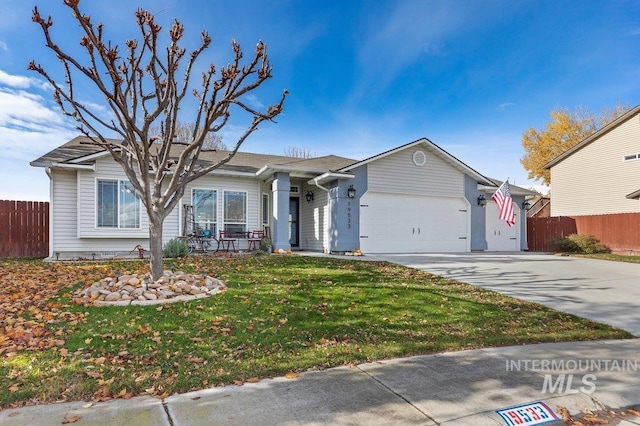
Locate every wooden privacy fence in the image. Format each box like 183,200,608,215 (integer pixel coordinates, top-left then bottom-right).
0,200,49,258
527,216,577,252
527,213,640,253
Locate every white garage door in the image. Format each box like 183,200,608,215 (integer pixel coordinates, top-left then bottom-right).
486,201,520,251
359,192,469,253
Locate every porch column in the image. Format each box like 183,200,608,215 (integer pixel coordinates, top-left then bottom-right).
272,172,291,252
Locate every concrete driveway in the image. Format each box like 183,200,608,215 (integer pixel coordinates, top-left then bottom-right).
370,252,640,336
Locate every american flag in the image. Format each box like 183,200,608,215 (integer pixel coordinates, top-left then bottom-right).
491,180,515,227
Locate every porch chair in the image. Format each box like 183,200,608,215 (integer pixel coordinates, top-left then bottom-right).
247,230,265,251
218,230,237,252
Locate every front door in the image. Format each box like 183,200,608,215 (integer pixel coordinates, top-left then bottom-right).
289,197,299,247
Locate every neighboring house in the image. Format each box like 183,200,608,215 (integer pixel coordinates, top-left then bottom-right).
543,105,640,253
31,137,535,259
545,105,640,216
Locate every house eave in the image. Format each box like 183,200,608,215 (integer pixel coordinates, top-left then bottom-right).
31,162,96,171
255,165,334,180
306,172,355,186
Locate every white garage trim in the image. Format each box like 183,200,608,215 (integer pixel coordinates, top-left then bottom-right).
359,191,470,253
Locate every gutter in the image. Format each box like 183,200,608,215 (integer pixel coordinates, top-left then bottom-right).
307,171,355,192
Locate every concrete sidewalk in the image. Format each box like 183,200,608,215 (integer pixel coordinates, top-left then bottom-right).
2,339,639,425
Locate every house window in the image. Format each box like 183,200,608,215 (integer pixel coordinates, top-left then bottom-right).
262,193,270,225
96,180,140,228
192,189,217,236
290,185,299,194
623,153,639,161
223,190,247,235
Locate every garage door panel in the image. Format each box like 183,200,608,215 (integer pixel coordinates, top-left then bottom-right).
360,192,469,253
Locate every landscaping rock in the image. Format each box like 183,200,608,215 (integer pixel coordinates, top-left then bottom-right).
105,292,121,301
75,271,227,306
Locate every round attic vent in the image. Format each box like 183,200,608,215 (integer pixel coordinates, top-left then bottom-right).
413,150,426,166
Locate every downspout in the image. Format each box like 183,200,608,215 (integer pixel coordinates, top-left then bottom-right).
311,177,330,192
45,167,54,259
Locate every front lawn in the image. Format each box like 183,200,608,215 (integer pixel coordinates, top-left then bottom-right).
0,255,632,408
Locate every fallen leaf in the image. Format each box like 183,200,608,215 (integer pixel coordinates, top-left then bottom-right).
82,403,93,409
284,372,298,380
62,415,82,424
247,377,260,383
114,388,127,398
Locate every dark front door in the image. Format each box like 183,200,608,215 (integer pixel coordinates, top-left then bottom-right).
289,197,299,247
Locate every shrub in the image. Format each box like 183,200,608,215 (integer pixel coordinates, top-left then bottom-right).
163,238,189,258
550,234,610,254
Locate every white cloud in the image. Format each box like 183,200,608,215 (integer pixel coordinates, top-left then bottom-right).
0,69,49,90
243,94,264,110
0,41,7,51
0,86,76,161
497,102,516,111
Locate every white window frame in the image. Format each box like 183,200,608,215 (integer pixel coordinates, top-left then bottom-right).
192,188,217,236
223,190,248,235
95,179,141,229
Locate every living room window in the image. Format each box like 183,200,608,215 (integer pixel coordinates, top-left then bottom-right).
96,180,140,228
223,190,247,235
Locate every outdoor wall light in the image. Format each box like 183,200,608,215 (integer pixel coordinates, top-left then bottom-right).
305,190,314,203
347,185,356,199
477,194,487,207
522,199,531,210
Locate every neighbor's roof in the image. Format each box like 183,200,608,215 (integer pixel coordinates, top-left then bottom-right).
544,105,640,169
483,178,539,197
626,189,640,200
30,136,356,175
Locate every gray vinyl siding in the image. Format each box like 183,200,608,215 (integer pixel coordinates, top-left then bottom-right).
50,169,79,253
181,174,261,241
78,159,149,239
54,157,261,255
367,146,464,196
551,114,640,216
300,182,328,252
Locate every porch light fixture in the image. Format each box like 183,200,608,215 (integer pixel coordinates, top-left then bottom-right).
305,190,314,203
522,199,531,210
477,194,487,207
347,185,356,199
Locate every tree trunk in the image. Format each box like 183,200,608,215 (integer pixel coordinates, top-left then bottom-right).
148,213,164,281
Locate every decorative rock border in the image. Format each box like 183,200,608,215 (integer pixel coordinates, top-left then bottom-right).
75,270,227,306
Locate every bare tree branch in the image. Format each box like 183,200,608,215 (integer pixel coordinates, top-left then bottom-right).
31,3,287,279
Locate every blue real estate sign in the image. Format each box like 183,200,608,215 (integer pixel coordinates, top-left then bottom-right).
496,401,559,425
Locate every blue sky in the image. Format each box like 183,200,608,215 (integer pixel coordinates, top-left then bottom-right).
1,0,640,201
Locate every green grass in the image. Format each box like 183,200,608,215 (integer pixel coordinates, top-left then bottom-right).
0,255,632,407
575,253,640,264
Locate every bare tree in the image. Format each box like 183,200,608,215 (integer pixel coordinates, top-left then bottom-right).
283,146,314,158
150,119,227,151
30,1,287,279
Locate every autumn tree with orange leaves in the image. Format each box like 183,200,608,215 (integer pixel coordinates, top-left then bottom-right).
30,1,287,280
521,104,628,186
